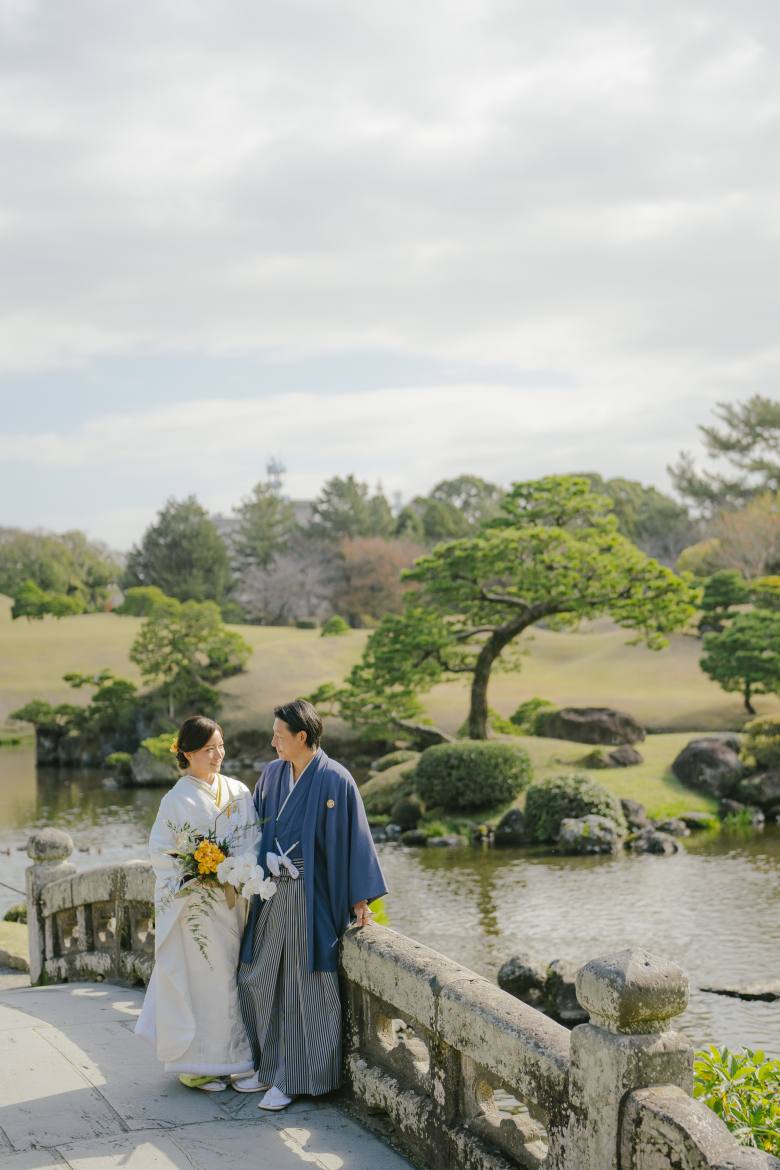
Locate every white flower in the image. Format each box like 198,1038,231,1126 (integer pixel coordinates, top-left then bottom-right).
175,830,194,852
241,866,276,900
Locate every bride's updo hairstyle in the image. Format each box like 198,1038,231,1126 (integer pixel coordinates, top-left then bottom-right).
172,715,223,769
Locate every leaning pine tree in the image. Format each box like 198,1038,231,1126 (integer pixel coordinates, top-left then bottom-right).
315,477,697,740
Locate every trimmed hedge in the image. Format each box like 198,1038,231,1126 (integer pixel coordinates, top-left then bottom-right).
524,773,626,843
414,740,532,812
741,716,780,771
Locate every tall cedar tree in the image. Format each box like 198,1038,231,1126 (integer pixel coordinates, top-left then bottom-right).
124,496,232,603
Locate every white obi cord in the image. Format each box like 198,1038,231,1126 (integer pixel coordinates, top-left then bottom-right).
266,838,300,879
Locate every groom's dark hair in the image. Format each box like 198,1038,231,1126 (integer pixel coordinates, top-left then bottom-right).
274,698,323,748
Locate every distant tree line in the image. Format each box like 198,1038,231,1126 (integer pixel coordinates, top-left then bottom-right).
2,394,778,630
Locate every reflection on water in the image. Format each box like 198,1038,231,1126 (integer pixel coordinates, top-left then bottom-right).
0,746,778,1054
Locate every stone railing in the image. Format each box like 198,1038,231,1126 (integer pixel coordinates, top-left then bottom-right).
25,831,779,1170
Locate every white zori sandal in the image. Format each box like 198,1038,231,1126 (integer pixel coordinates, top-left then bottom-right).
257,1086,295,1111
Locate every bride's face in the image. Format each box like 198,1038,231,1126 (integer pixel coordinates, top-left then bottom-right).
184,730,225,776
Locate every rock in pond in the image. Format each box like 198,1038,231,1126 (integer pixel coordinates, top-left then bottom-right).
497,952,548,1008
621,798,651,830
558,815,624,855
545,958,589,1025
718,799,765,827
493,808,528,847
671,736,744,798
653,818,691,838
678,811,717,832
428,835,467,848
700,980,780,1002
400,829,428,847
536,706,645,745
735,770,780,816
626,828,681,855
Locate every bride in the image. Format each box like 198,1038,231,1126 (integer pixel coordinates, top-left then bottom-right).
135,715,256,1091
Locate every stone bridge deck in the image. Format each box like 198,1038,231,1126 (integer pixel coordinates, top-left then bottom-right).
0,979,412,1170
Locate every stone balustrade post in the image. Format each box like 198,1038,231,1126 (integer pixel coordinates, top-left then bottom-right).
565,947,692,1170
26,829,76,985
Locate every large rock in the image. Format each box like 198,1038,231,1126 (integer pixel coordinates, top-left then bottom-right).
653,818,690,838
671,737,744,798
129,747,178,786
621,799,651,830
497,953,548,1007
608,745,643,767
536,707,645,746
678,811,717,832
735,770,780,815
558,815,624,855
544,958,589,1025
718,799,765,827
493,808,528,847
626,828,681,855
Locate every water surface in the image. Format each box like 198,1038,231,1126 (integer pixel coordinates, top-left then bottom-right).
1,746,777,1054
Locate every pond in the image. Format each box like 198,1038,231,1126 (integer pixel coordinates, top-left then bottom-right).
1,744,778,1055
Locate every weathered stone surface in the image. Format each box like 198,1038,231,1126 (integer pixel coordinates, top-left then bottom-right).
497,952,548,1007
27,828,74,863
671,737,744,798
575,947,688,1034
609,745,644,766
428,835,467,848
653,818,691,838
558,815,624,855
622,1085,780,1170
735,769,780,814
626,829,681,855
621,798,651,830
536,706,646,745
493,807,528,846
700,979,780,1002
718,799,765,826
129,746,178,786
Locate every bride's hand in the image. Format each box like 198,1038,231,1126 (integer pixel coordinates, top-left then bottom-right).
353,900,372,927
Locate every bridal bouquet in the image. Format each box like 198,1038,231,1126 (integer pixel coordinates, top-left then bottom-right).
164,818,275,963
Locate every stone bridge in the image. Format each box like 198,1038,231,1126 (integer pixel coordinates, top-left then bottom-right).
13,827,779,1170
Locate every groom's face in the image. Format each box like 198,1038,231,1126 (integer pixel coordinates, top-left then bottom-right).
271,718,306,761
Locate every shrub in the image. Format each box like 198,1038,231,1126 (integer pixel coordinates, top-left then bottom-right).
295,618,318,629
105,751,132,776
3,903,26,924
524,773,626,842
116,585,169,616
321,614,350,637
372,749,419,772
694,1046,779,1155
141,731,178,764
414,741,532,812
741,716,780,771
510,697,556,734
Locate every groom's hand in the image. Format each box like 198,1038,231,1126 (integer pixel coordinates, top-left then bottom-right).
353,900,372,927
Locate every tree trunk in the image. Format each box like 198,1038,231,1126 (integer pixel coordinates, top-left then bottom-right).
744,681,756,715
467,611,540,739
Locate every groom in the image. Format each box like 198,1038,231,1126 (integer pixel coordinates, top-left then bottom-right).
235,698,386,1110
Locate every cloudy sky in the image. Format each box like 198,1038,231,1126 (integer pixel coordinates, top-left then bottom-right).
1,0,778,549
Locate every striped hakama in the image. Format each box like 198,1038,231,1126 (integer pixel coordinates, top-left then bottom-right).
238,861,342,1096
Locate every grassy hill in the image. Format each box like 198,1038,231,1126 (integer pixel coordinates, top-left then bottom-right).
1,597,776,738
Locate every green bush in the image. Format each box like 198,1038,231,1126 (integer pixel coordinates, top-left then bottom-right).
321,614,350,637
116,585,169,616
3,903,26,924
741,716,780,771
361,760,418,815
372,749,419,772
524,773,626,842
295,618,318,629
219,600,247,624
105,751,132,776
694,1046,779,1155
414,740,532,812
141,731,178,764
510,697,556,734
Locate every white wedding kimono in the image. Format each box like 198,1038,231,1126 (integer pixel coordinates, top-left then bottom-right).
135,772,256,1076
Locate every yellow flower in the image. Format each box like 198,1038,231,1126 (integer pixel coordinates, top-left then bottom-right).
169,739,179,755
193,840,226,875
